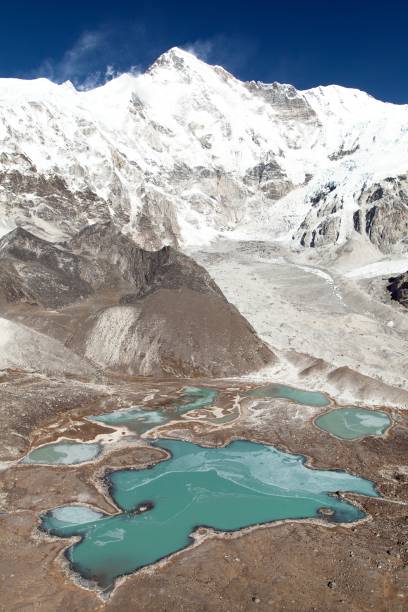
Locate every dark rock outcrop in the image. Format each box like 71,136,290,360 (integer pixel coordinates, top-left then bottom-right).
0,223,222,309
68,222,222,299
387,272,408,308
358,177,408,253
294,175,408,252
0,227,92,308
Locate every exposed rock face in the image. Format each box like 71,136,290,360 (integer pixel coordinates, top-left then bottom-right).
244,160,294,201
300,215,341,248
0,154,115,241
68,222,222,299
0,227,92,308
387,271,408,308
295,176,408,253
0,223,222,309
0,224,275,377
244,81,319,124
355,177,408,253
297,182,341,248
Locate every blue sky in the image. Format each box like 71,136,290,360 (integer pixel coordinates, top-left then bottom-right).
1,0,407,102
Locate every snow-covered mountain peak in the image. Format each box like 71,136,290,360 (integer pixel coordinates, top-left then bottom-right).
146,45,245,95
0,48,407,253
148,46,198,67
147,46,227,75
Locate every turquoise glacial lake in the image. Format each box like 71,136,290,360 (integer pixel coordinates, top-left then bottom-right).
315,407,391,440
245,384,330,407
41,438,378,590
89,386,218,434
23,439,101,465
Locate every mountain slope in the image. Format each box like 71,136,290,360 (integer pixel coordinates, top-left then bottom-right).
0,316,96,376
71,288,273,377
1,47,407,254
0,224,275,377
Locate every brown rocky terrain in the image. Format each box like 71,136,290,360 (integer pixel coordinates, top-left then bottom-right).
71,287,272,376
0,372,407,611
0,223,275,378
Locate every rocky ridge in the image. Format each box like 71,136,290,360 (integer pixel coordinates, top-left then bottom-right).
0,223,274,377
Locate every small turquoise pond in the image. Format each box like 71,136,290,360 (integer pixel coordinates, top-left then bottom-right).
23,440,101,465
41,438,378,590
89,386,218,434
315,407,391,440
23,388,218,467
246,384,330,407
174,386,218,412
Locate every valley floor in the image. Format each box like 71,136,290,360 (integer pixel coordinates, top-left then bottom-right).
0,371,407,611
1,239,408,611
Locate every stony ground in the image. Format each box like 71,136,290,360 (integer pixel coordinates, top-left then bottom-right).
1,373,407,611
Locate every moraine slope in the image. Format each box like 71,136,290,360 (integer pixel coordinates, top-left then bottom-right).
0,224,274,377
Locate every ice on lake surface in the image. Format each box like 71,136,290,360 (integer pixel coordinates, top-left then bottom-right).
245,384,330,407
23,440,101,465
41,438,378,590
315,407,391,440
51,506,104,524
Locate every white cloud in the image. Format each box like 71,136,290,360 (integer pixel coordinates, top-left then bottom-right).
182,35,258,76
32,24,143,90
184,39,214,63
